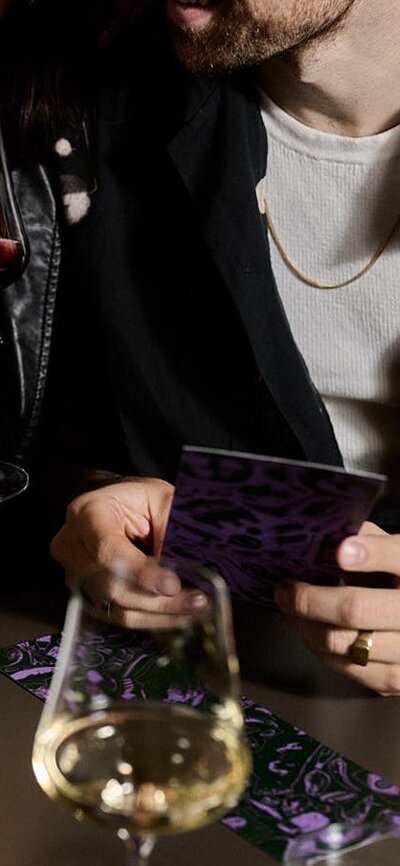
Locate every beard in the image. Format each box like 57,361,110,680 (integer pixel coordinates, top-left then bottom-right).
169,0,356,74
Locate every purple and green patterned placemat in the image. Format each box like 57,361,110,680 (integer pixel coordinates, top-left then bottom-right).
1,631,400,863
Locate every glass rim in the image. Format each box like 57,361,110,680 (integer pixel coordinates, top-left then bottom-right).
283,819,400,865
0,459,29,502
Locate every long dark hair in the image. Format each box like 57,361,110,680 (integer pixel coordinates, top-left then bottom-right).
0,0,113,158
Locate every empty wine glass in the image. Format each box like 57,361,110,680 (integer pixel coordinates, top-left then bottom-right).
0,459,28,502
283,819,400,864
0,115,30,289
32,558,252,865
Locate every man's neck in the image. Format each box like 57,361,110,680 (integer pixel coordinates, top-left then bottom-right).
258,1,400,137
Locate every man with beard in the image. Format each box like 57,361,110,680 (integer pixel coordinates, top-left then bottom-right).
7,1,400,693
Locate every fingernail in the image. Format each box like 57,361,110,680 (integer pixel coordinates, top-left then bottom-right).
157,572,180,595
185,592,208,612
340,540,367,567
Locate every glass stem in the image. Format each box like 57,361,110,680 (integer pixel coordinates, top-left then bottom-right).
123,834,155,866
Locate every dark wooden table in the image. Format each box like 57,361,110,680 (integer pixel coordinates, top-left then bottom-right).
2,585,400,866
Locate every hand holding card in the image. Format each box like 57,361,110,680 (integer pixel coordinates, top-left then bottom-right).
162,447,387,609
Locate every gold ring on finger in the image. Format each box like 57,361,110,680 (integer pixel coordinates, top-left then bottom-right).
351,630,374,667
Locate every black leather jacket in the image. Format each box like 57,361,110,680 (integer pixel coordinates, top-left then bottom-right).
0,164,60,467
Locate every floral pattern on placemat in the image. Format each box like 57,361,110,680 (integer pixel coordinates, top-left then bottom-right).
1,631,400,863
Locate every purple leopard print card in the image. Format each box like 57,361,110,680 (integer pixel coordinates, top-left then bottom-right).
162,447,387,608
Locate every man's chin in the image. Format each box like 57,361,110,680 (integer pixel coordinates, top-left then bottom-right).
169,28,216,74
172,43,234,75
171,29,279,76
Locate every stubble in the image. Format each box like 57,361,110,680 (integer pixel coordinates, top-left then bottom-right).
170,0,358,74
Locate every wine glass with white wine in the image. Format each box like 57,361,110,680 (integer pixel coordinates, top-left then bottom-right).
32,557,252,865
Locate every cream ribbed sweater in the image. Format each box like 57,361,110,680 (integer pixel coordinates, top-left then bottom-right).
257,92,400,492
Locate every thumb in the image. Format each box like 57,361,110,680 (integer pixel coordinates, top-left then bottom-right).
337,532,400,576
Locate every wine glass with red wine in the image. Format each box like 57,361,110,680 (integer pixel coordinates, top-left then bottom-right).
0,460,28,502
0,119,29,289
0,121,30,500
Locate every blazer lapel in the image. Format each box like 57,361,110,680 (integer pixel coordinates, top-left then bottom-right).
168,76,342,465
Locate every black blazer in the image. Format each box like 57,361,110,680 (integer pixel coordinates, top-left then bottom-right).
64,19,342,483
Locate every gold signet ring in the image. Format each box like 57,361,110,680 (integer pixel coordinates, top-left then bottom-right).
351,630,374,667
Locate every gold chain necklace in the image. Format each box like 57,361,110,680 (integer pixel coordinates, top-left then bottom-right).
263,196,400,290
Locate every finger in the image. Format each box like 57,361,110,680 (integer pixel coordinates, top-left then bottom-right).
274,578,400,630
358,521,388,537
337,533,400,575
286,615,400,664
72,559,176,606
312,651,400,697
105,584,208,616
108,604,203,631
284,611,400,695
116,560,209,614
69,558,208,616
147,488,175,556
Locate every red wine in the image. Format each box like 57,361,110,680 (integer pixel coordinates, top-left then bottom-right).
0,238,25,287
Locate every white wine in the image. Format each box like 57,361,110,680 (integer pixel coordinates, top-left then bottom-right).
32,702,251,835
